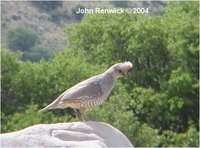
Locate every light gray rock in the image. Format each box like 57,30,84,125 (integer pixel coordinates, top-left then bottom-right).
1,121,133,147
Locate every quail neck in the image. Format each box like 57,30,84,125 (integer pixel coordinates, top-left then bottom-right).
98,72,115,100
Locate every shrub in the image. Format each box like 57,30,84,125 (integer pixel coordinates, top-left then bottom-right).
31,1,63,11
160,126,199,147
22,45,54,62
6,26,39,51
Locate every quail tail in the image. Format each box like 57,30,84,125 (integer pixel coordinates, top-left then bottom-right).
39,99,61,113
39,107,51,112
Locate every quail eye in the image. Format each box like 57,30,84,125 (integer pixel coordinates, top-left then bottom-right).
118,69,123,74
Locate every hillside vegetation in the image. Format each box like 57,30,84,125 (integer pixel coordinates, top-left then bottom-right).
1,2,199,147
1,1,166,62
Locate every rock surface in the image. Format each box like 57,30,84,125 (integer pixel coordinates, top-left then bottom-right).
1,121,133,147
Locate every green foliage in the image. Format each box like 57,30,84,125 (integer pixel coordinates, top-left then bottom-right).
129,87,189,132
1,48,22,115
1,2,199,147
6,26,39,51
85,83,161,146
163,1,199,77
160,126,199,147
1,48,101,115
67,14,169,89
5,26,53,62
22,45,54,62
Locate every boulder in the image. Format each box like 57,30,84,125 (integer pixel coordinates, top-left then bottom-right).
1,121,133,147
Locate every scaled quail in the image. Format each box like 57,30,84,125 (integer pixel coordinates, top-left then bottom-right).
39,62,133,121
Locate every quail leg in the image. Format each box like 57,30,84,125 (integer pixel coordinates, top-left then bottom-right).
73,109,84,121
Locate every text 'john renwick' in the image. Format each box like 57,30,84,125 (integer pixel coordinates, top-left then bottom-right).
76,7,149,14
76,8,124,14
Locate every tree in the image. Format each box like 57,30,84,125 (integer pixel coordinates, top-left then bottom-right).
6,26,39,51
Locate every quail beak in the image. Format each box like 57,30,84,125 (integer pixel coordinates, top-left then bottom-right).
127,68,133,73
120,68,132,76
124,68,132,75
